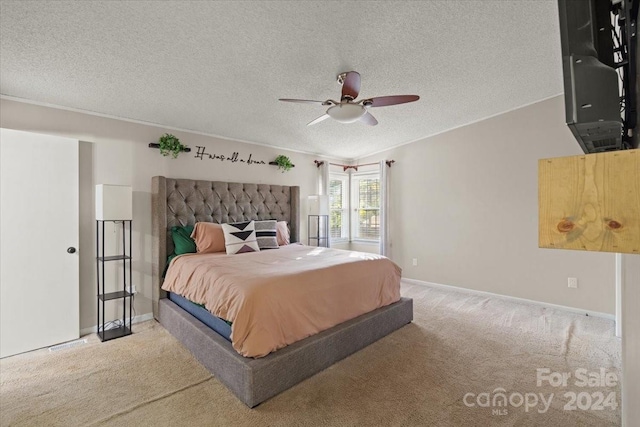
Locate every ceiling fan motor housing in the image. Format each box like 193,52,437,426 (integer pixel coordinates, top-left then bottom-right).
327,103,366,123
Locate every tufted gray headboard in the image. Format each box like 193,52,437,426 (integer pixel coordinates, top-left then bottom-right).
151,176,300,318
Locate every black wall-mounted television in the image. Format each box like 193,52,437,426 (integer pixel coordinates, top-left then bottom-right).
558,0,638,153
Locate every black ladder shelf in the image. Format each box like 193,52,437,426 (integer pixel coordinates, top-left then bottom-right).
308,214,329,248
96,220,133,341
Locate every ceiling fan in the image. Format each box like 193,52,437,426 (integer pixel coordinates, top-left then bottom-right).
279,71,419,126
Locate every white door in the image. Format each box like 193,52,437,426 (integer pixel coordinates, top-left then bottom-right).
0,128,79,358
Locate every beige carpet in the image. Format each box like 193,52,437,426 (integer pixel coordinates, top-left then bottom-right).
1,282,620,426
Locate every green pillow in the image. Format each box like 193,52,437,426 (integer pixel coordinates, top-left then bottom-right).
171,225,196,255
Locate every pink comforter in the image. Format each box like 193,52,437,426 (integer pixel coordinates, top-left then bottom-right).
162,245,401,358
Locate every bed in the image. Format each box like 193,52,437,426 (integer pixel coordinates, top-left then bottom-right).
152,176,413,407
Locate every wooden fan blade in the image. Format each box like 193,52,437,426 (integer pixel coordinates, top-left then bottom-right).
360,112,378,126
307,114,330,126
279,98,326,104
363,95,420,107
341,71,361,100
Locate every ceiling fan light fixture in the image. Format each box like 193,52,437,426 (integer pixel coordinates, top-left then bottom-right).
326,103,366,123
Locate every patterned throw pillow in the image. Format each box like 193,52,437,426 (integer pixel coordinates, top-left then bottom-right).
254,220,279,250
221,221,260,255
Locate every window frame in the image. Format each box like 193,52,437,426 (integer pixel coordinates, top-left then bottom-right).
350,171,381,243
328,173,350,243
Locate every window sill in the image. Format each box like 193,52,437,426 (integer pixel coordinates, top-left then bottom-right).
351,239,380,245
330,238,349,244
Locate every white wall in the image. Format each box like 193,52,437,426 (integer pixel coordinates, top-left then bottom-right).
359,96,615,314
622,254,640,426
0,95,618,327
0,99,333,330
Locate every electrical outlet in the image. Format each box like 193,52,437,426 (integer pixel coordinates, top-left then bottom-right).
412,258,418,266
568,277,578,289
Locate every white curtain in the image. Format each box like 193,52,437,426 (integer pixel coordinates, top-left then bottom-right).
379,160,390,256
317,161,330,247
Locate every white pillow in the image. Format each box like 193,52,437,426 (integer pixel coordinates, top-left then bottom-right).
221,221,260,255
276,221,290,245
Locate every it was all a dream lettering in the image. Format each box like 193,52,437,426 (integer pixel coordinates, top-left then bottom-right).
194,146,266,166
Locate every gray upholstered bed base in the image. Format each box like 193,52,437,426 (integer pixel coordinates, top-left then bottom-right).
151,176,414,408
159,297,413,408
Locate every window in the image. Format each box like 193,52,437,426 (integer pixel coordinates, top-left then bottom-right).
329,171,381,242
352,173,380,241
329,174,349,240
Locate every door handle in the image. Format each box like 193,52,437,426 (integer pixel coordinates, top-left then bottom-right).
67,247,76,254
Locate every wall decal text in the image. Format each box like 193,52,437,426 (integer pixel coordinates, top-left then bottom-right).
194,146,266,166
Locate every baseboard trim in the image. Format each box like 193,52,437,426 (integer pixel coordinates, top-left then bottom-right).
402,278,615,321
80,312,154,336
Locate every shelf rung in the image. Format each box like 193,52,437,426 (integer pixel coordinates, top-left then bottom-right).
99,326,131,342
98,290,132,301
96,255,132,262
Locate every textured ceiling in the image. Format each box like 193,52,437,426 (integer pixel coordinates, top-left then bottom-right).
0,1,563,159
